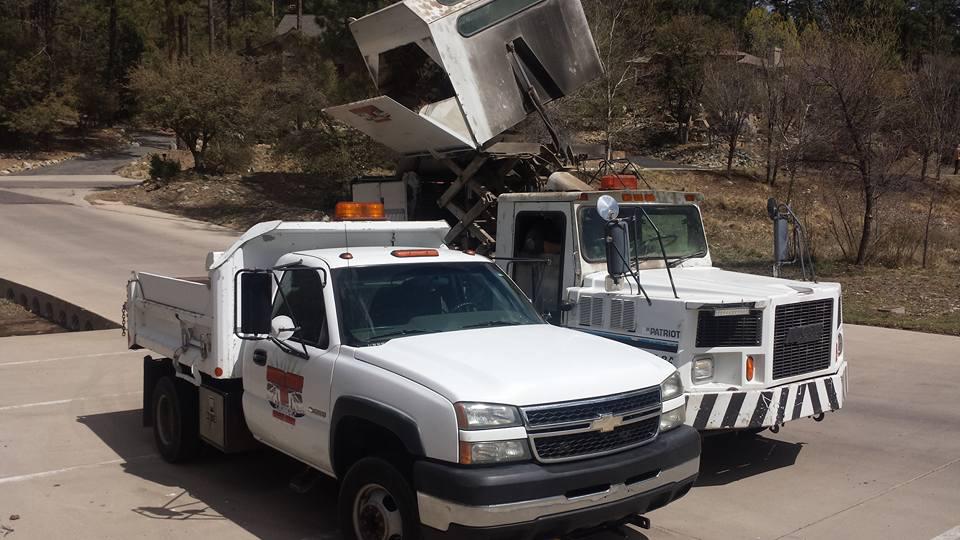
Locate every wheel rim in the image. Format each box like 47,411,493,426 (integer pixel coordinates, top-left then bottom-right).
353,483,403,540
156,393,176,447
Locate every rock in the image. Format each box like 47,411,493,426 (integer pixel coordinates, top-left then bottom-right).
0,170,9,175
878,306,906,315
8,515,18,521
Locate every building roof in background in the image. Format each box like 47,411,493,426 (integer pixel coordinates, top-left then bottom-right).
275,14,325,38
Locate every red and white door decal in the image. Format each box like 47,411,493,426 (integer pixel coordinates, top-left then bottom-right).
266,366,305,425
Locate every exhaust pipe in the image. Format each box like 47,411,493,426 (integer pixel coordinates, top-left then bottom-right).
625,515,651,530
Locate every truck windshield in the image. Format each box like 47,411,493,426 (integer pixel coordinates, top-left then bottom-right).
333,262,543,347
578,204,708,263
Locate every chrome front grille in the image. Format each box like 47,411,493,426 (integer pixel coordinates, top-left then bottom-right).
533,416,660,461
773,299,834,379
522,387,661,463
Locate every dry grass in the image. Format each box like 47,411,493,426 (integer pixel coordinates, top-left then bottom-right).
88,169,347,231
645,168,960,335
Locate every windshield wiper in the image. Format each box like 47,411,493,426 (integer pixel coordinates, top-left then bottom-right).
668,251,708,268
368,329,431,343
461,320,520,330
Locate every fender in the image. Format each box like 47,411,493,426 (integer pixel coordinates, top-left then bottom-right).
330,396,426,468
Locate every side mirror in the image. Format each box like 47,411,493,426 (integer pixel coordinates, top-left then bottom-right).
773,216,790,264
560,302,575,312
605,221,631,278
767,197,779,220
271,315,296,341
597,195,620,222
235,271,273,339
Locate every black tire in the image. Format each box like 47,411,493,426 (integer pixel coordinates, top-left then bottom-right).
339,457,421,540
152,376,200,463
738,427,768,438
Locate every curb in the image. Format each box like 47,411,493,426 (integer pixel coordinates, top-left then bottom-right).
1,279,119,332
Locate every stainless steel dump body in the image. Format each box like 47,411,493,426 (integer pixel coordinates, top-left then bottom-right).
325,0,602,156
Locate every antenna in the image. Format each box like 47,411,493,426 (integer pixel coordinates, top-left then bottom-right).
343,223,351,266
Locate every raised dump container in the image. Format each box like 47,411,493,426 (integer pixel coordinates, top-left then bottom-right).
325,0,603,156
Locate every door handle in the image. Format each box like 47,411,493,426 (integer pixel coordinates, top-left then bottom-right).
253,349,268,366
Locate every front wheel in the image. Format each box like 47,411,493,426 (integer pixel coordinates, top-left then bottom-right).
339,457,421,540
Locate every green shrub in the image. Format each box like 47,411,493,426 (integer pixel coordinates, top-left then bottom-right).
204,137,254,174
149,154,181,181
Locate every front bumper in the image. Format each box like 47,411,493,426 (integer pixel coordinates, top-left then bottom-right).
415,425,700,539
686,362,848,430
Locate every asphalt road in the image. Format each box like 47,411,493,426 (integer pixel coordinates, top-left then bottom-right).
0,326,956,540
628,156,701,170
18,132,176,177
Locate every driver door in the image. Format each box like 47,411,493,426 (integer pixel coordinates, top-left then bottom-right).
241,267,337,472
509,205,572,323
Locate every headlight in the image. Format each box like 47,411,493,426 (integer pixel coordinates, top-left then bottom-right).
459,440,530,465
455,403,523,430
692,357,713,382
660,403,686,432
660,371,684,401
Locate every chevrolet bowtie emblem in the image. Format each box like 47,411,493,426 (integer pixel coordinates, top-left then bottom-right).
591,413,624,433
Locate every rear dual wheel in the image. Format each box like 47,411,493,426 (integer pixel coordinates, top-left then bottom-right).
152,376,200,463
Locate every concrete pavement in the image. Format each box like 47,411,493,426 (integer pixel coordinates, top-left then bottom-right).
0,131,234,324
0,180,236,324
649,325,960,540
0,326,957,539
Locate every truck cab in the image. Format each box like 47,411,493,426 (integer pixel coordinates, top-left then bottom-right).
496,184,848,432
126,215,700,539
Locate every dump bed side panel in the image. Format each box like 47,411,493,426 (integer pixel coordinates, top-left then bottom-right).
128,272,219,377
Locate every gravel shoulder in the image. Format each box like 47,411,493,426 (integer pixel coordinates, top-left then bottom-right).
0,299,67,338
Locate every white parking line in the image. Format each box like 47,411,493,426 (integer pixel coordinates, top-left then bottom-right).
0,454,156,485
932,526,960,540
0,350,136,367
0,391,141,411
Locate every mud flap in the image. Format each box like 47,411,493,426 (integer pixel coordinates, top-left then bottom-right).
142,356,173,427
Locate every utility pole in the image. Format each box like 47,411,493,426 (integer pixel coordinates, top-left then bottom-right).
297,0,303,31
208,0,215,53
225,0,232,49
183,14,191,58
106,0,119,84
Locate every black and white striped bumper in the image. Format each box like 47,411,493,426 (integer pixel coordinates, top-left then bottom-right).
685,363,848,430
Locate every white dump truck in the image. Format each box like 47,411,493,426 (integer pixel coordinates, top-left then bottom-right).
125,210,700,539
